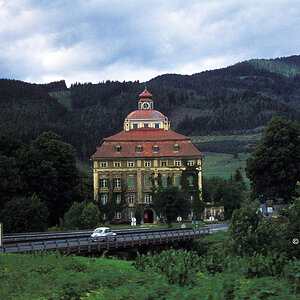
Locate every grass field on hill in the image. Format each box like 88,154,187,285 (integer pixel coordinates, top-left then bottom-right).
203,152,250,183
190,133,262,154
191,133,263,143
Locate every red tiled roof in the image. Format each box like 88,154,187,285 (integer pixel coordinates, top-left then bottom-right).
104,129,189,141
92,140,203,158
126,110,166,120
92,129,203,159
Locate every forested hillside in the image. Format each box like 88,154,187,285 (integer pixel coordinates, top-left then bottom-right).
1,55,300,162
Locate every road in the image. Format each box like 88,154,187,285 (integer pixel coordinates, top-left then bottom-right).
204,222,228,233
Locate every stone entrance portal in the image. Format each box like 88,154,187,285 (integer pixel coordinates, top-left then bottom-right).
143,209,154,223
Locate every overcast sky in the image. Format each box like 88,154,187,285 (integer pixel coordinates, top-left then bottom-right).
0,0,299,86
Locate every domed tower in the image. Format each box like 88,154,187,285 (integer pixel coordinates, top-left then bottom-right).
123,88,170,131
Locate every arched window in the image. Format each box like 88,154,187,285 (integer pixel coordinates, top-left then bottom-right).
153,144,159,153
136,144,143,153
115,145,122,153
173,144,179,152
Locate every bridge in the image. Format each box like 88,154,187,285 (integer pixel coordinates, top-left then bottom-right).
0,227,210,255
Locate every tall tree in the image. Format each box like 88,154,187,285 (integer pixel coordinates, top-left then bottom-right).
0,194,49,233
152,186,190,226
19,131,83,225
246,117,300,203
233,168,246,189
0,125,24,209
180,164,204,220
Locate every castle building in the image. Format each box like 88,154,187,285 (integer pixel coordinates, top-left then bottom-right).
91,89,205,223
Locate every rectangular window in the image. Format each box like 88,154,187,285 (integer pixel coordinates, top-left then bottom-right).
128,161,134,167
175,176,181,186
133,123,138,129
114,178,121,188
101,194,108,205
155,123,160,128
116,194,121,204
128,194,135,204
187,160,195,166
174,160,181,167
101,162,107,168
114,161,121,168
145,177,151,187
144,161,151,167
128,212,134,219
115,212,122,219
161,161,167,167
128,176,134,187
100,178,108,188
144,123,149,128
145,194,151,203
162,177,167,187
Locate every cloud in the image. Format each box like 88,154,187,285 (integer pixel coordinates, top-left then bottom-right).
0,0,299,85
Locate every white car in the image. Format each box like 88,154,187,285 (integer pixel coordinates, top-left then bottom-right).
90,227,117,242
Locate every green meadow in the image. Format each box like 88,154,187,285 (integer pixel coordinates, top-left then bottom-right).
202,152,250,182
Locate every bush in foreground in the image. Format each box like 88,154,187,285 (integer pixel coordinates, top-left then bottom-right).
1,250,298,299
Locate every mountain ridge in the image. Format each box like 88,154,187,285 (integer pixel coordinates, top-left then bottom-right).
1,54,300,161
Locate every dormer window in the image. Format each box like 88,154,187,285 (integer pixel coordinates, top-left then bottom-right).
173,144,179,152
115,145,122,153
136,144,143,153
153,145,159,153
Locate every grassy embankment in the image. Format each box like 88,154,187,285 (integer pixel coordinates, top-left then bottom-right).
1,232,297,299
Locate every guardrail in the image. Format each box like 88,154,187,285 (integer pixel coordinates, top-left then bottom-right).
2,228,152,244
0,228,210,254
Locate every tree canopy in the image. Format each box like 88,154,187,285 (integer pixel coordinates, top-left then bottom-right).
0,126,93,232
246,117,300,203
0,194,49,233
152,186,191,226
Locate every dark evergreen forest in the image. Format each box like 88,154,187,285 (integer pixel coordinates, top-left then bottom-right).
1,55,300,162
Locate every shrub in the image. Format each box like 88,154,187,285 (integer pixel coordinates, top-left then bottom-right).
60,201,101,230
133,249,201,286
229,199,261,256
81,202,101,229
283,259,300,294
0,194,49,233
60,202,85,230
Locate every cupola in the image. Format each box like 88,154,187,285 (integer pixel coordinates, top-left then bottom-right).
123,88,170,131
138,88,154,110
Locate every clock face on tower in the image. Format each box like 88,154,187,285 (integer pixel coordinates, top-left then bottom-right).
141,101,151,110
